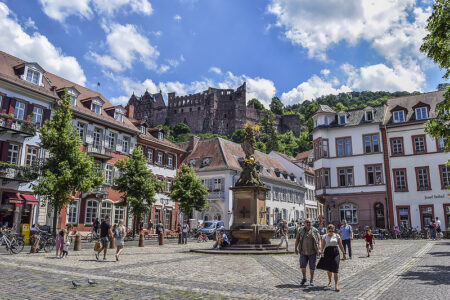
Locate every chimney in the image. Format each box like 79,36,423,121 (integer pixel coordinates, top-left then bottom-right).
125,104,135,119
188,135,200,152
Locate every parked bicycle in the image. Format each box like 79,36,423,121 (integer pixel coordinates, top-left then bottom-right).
31,230,56,253
86,229,99,243
0,229,24,254
197,232,209,243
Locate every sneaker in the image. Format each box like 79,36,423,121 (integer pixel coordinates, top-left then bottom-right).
56,255,60,259
367,253,370,257
95,253,99,261
310,280,315,286
301,278,307,285
103,257,106,261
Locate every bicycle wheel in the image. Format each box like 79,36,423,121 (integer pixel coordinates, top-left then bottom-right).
9,239,24,254
44,238,56,253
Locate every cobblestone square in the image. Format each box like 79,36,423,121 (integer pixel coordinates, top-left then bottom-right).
0,239,448,299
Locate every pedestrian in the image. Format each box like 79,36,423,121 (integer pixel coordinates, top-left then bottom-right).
62,240,70,258
435,217,442,240
318,223,327,236
430,219,436,240
93,218,99,234
55,229,65,259
295,218,321,286
96,215,113,261
317,224,346,291
148,220,153,232
395,226,400,239
138,219,144,235
182,220,189,244
364,229,375,257
339,219,353,259
277,220,289,252
115,220,126,261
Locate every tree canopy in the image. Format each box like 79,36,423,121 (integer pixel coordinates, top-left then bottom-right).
247,98,265,110
270,97,284,115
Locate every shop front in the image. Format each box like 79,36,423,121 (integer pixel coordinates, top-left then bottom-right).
0,191,39,233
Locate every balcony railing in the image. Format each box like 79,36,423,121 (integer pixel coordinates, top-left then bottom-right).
0,114,36,137
0,162,31,182
86,145,113,159
206,191,225,200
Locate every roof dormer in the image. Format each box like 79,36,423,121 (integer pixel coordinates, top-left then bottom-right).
90,97,104,115
391,105,406,123
363,106,375,122
412,102,430,121
15,63,45,87
57,87,80,106
337,111,347,125
312,105,336,128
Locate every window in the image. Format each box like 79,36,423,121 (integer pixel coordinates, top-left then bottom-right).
391,138,404,156
91,103,102,114
26,69,39,84
164,209,172,229
114,205,125,225
25,147,39,166
365,111,373,121
340,203,358,224
416,167,431,190
336,137,352,156
76,122,85,141
157,152,163,164
322,139,329,157
338,167,354,187
105,164,114,185
168,155,173,168
366,165,383,185
415,107,428,120
397,207,410,228
32,107,43,126
93,127,102,148
7,144,20,165
100,201,113,221
339,115,346,125
445,205,450,231
14,101,25,120
166,179,173,192
158,132,164,140
148,149,153,162
420,205,434,229
437,137,447,152
324,169,330,187
363,134,380,153
114,112,123,122
122,137,130,153
85,200,98,224
393,169,408,192
67,199,79,224
105,131,115,149
393,110,405,123
324,117,328,125
412,135,426,154
68,89,77,106
439,165,450,189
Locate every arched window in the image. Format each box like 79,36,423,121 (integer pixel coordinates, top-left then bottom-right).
339,203,358,224
85,200,98,225
100,201,113,222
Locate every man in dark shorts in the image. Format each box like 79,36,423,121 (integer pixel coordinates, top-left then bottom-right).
96,216,113,261
295,218,321,286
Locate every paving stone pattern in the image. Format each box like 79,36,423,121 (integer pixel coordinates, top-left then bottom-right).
0,239,447,299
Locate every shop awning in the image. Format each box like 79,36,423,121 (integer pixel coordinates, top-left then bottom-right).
20,194,38,205
3,192,22,204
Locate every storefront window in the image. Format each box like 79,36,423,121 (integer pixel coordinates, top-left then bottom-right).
398,208,409,228
85,200,98,225
445,205,450,230
67,199,79,224
100,201,113,222
421,206,433,228
340,203,358,224
164,209,172,229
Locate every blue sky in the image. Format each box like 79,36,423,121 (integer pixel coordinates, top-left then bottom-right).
0,0,446,107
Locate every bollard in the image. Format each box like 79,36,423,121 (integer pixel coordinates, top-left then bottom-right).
178,233,182,244
158,233,164,245
30,236,38,253
73,234,82,251
139,233,144,247
109,236,115,249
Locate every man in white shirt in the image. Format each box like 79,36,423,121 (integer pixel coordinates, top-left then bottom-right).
435,217,442,240
182,221,189,244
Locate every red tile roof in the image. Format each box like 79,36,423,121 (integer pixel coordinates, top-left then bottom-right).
294,149,313,161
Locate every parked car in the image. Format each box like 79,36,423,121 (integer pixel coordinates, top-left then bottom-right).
198,220,225,239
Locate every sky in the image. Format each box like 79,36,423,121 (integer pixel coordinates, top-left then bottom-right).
0,0,447,108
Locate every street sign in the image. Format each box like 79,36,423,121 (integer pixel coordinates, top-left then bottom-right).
227,210,231,215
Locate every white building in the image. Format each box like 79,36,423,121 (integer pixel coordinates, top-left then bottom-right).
383,91,449,230
180,137,306,229
312,104,389,228
0,52,55,232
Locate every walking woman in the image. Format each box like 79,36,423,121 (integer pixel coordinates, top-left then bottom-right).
317,224,346,291
115,220,126,261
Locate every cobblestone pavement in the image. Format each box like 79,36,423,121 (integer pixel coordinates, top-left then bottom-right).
0,239,447,299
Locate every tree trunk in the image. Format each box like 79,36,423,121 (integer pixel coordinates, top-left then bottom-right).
52,206,58,234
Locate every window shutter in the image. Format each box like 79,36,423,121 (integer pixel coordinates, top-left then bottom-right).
8,98,16,115
1,96,10,113
43,109,51,123
26,103,34,120
116,138,123,152
0,141,9,162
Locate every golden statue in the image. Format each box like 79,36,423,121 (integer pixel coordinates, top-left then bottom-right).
236,123,265,187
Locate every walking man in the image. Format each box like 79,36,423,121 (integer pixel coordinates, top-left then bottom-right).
277,220,289,252
295,218,321,286
435,217,441,240
182,220,189,244
339,219,353,259
96,215,113,261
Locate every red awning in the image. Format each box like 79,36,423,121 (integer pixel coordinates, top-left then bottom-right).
3,192,22,204
20,194,38,204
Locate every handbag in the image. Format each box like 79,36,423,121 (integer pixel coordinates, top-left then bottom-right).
94,241,101,252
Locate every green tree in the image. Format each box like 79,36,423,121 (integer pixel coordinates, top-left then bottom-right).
31,90,104,232
270,97,284,115
231,129,245,144
258,110,279,153
173,123,191,136
247,98,265,110
437,83,450,90
333,102,347,111
420,0,450,156
113,146,162,233
170,164,208,218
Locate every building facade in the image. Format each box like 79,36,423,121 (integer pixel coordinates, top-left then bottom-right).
312,105,389,229
383,91,449,230
179,137,306,229
0,51,54,232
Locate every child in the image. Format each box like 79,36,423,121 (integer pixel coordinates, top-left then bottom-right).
55,229,65,258
62,240,70,258
364,229,375,257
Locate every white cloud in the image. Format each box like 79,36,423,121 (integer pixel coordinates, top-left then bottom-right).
24,17,38,30
39,0,152,22
0,2,86,85
89,23,159,72
209,67,222,75
342,61,425,92
174,15,182,22
320,69,330,76
281,75,351,104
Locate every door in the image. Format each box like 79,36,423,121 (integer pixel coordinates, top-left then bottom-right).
375,203,385,228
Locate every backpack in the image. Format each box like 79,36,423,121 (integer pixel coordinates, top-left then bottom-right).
115,228,124,239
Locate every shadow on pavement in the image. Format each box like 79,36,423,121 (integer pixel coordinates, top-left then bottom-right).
428,251,450,257
275,284,300,289
398,265,450,285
